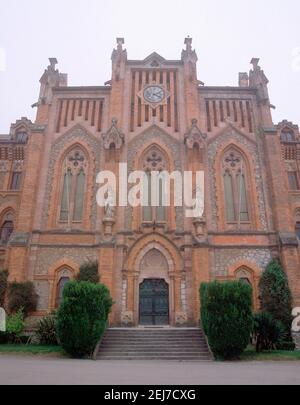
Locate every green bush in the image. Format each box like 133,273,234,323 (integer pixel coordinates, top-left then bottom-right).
277,341,296,351
200,283,208,335
36,313,58,346
8,281,38,316
76,261,100,284
0,332,10,344
259,259,293,338
0,270,8,307
56,281,113,358
6,308,25,343
253,312,287,352
200,281,253,360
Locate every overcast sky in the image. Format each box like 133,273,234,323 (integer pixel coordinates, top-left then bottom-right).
0,0,299,133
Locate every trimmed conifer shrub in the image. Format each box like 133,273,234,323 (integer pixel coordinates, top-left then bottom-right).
200,281,253,360
259,259,293,338
7,281,38,316
76,261,100,284
56,281,113,358
0,270,8,307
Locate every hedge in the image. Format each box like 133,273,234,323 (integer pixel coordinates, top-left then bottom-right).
200,281,253,360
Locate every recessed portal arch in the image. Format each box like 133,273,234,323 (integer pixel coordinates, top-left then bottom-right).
123,235,186,327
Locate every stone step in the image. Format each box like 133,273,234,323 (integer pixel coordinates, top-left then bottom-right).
97,356,211,361
97,328,212,361
100,344,208,349
99,348,210,353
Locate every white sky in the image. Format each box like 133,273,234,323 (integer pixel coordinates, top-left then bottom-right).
0,0,299,133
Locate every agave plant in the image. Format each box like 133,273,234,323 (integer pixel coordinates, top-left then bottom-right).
36,313,58,346
254,312,287,352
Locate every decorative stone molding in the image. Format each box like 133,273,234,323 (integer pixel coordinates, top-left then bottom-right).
143,146,167,171
9,232,30,247
102,118,125,150
12,160,24,173
42,126,100,228
193,217,206,237
279,233,299,247
126,126,183,231
121,311,134,327
213,248,272,277
0,161,8,172
9,117,46,136
175,311,188,326
184,119,207,149
33,247,98,276
277,120,299,131
208,126,268,231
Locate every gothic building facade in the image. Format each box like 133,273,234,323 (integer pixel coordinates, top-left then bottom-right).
0,38,300,327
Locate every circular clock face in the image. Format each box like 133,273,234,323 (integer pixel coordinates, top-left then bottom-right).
143,86,165,104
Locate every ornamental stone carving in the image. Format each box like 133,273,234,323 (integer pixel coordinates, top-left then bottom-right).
184,119,207,149
102,118,125,150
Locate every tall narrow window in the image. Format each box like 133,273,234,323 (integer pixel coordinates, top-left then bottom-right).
59,148,87,223
10,172,22,190
224,172,235,222
237,173,249,221
288,172,299,190
143,171,152,222
156,178,167,222
60,170,72,221
74,169,86,221
296,222,300,240
142,147,168,223
223,149,250,225
281,130,295,143
56,277,70,307
0,221,14,244
15,132,28,144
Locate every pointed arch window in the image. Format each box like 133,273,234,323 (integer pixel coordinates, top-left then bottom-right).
56,276,70,307
281,130,295,143
222,150,250,224
59,148,87,223
142,147,167,223
0,212,14,245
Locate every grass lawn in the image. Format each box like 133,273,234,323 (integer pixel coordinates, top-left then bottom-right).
0,344,64,356
241,347,300,361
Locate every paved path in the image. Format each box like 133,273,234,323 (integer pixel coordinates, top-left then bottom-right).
0,356,300,385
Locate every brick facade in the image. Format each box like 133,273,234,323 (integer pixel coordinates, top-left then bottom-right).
1,38,300,326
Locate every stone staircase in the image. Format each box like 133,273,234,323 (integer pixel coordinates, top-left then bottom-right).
96,328,212,361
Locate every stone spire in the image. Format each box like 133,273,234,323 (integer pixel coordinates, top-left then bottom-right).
38,58,68,105
249,57,274,126
181,36,198,64
249,58,270,103
111,37,127,81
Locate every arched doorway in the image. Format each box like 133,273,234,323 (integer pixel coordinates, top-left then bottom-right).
139,279,169,326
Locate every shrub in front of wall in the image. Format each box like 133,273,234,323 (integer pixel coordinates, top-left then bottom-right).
7,281,38,316
253,312,287,352
76,261,100,284
200,283,209,335
56,281,113,358
259,259,293,338
200,281,253,360
6,308,25,343
0,270,8,307
36,313,59,346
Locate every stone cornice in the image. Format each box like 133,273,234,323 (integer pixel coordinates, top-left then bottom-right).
52,86,111,93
